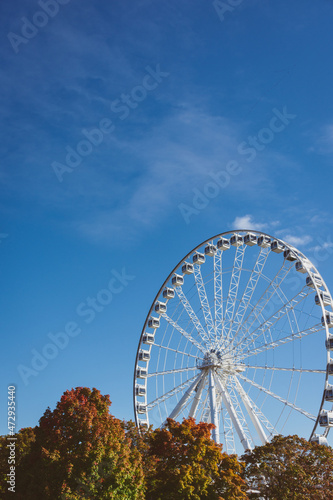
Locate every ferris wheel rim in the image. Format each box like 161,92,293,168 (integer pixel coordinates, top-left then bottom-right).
133,229,333,449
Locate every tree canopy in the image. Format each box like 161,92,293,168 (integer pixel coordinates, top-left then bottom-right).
13,387,145,499
145,417,248,500
241,434,333,500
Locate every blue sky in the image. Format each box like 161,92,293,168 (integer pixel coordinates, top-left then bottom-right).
1,0,333,442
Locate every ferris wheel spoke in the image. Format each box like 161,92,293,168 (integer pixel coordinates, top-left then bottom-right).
167,372,205,421
221,407,236,454
194,264,216,342
214,372,252,450
222,245,247,347
244,365,326,374
161,313,206,353
153,343,203,360
147,366,199,378
230,285,312,355
227,260,293,350
209,370,220,443
237,323,323,360
238,373,316,421
232,376,271,444
175,287,211,346
214,250,224,341
227,247,270,345
147,373,200,410
189,371,208,418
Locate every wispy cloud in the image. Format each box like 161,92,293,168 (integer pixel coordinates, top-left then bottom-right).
231,214,279,232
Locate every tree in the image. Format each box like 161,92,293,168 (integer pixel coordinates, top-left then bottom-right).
146,417,248,500
241,434,333,499
15,387,145,499
0,427,36,498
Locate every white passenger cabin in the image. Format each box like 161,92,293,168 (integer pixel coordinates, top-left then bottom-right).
172,274,184,286
148,317,160,329
136,404,147,414
192,252,205,265
155,301,167,314
205,244,217,256
306,275,323,288
325,385,333,402
143,333,155,344
284,249,297,261
328,359,333,375
138,349,150,362
295,261,307,273
136,385,146,397
310,434,329,446
217,237,230,250
136,367,147,379
182,262,194,275
315,292,331,307
326,334,333,350
321,311,333,328
230,233,243,247
244,233,257,246
163,287,175,299
319,410,333,427
258,235,271,248
271,240,284,253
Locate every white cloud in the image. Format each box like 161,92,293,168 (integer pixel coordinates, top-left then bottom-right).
282,234,312,248
232,215,269,231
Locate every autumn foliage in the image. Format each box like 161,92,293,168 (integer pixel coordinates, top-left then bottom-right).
2,388,333,499
145,417,248,500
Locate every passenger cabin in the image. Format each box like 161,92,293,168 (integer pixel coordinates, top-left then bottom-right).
326,334,333,350
136,404,146,414
172,274,184,287
143,333,155,345
315,292,331,307
136,385,146,397
325,385,333,402
205,244,217,256
306,275,323,288
258,235,271,248
310,435,328,446
182,262,194,275
148,317,160,329
136,367,147,379
328,359,333,375
321,311,333,328
271,240,284,253
193,252,205,265
230,234,243,247
217,237,230,250
163,288,175,300
319,410,333,427
138,349,150,362
155,301,167,314
295,261,307,273
284,249,297,261
163,287,175,299
244,233,257,246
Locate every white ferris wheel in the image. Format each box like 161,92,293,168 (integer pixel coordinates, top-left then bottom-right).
134,230,333,454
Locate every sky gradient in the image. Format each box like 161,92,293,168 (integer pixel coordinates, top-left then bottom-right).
1,0,333,443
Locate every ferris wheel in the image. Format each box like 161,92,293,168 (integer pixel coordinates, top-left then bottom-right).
133,230,333,453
